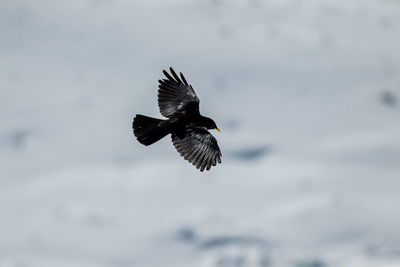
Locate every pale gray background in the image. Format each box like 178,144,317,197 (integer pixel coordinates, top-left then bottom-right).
1,0,400,266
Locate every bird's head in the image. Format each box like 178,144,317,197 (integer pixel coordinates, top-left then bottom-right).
201,117,221,132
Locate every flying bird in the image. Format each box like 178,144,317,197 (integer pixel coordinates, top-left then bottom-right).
132,67,222,171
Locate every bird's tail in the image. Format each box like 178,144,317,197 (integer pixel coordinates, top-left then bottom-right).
132,115,169,146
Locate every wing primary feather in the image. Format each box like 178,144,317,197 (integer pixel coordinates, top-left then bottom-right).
204,146,214,171
199,138,212,172
197,149,208,171
200,147,211,172
211,153,218,166
187,142,203,163
159,79,170,84
180,72,189,86
206,159,212,171
187,143,199,162
170,67,182,84
181,141,195,161
204,148,213,170
190,142,203,167
206,142,218,170
163,70,176,83
193,143,207,168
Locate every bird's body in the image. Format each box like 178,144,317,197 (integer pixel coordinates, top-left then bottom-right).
132,68,222,172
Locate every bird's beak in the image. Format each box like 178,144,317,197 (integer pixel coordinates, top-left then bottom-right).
215,128,221,132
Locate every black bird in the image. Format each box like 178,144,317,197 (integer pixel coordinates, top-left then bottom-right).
132,67,222,171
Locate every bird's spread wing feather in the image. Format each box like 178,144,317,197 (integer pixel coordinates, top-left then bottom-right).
158,68,200,118
172,127,222,171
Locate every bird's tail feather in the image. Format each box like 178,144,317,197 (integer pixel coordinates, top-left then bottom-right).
132,115,169,146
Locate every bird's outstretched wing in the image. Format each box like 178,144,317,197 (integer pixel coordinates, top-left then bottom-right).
171,127,222,172
158,67,200,118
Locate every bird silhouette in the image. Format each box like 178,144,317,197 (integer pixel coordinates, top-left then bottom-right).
132,67,222,171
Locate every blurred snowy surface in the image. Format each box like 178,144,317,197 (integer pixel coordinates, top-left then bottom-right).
1,0,400,266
